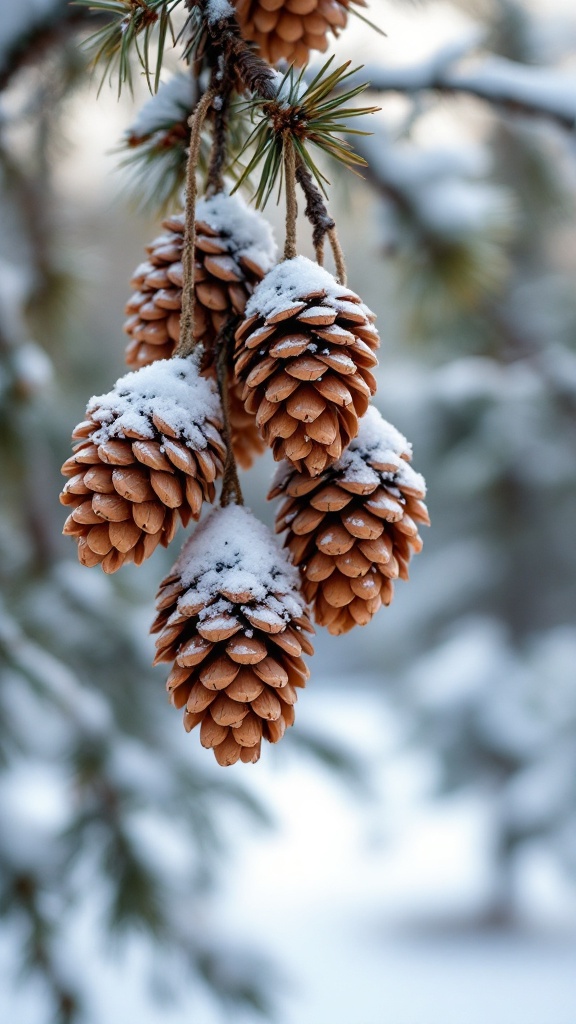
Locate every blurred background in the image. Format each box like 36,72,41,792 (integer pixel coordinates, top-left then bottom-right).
1,0,576,1021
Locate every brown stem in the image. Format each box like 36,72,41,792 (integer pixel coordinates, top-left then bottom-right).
283,137,298,261
175,88,215,359
206,69,232,196
295,160,336,261
186,0,277,100
216,323,244,508
327,226,347,285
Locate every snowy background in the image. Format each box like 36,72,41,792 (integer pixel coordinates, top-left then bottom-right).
1,0,576,1021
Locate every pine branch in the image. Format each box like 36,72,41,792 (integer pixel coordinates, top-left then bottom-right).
233,59,377,208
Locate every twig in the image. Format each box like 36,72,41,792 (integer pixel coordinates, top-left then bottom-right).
295,161,336,264
176,88,215,359
283,138,298,261
327,227,347,285
216,321,244,508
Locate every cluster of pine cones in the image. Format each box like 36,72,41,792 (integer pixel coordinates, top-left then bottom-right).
61,191,428,764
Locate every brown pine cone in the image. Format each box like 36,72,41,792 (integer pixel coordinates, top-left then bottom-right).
60,357,225,573
228,379,267,470
234,255,379,478
269,406,429,635
124,192,277,371
234,0,363,67
152,505,314,765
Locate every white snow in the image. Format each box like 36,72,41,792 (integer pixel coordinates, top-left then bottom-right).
269,68,308,107
246,256,373,322
450,56,576,125
87,354,222,449
174,505,305,621
365,49,576,126
361,131,515,244
205,0,234,24
127,73,196,138
196,192,277,273
338,406,426,496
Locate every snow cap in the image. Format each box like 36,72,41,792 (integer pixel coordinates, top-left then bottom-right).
245,255,373,321
340,406,426,493
87,354,221,449
175,505,305,623
127,72,195,139
196,191,277,273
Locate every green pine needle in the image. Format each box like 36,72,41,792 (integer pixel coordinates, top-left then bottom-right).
75,0,182,95
232,58,379,207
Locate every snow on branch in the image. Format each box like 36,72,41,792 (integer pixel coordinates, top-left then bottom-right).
362,43,576,131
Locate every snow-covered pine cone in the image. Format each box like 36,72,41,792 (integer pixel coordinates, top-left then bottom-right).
234,256,379,478
234,0,362,66
269,406,429,634
124,192,274,469
124,192,277,371
60,358,225,573
151,505,314,765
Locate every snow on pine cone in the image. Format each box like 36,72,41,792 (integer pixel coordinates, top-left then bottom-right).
124,192,277,371
269,406,429,635
234,0,362,67
60,357,225,573
234,255,379,478
151,505,314,765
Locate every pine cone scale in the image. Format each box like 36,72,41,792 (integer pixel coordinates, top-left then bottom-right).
270,407,429,634
235,257,379,477
121,194,276,471
152,507,313,764
61,358,225,573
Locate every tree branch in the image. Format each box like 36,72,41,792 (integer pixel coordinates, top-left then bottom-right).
0,4,103,93
362,50,576,131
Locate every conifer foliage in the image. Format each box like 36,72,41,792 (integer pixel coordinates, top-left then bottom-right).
58,0,429,762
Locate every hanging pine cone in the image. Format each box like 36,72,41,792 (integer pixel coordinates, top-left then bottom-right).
124,191,277,371
269,406,429,635
234,255,379,478
152,505,314,765
234,0,362,67
60,357,225,573
228,379,267,470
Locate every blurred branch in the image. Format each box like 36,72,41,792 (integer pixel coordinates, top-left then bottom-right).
0,3,104,93
362,47,576,131
0,867,80,1024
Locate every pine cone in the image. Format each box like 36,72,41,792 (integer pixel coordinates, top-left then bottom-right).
228,378,267,470
234,255,379,478
124,192,277,371
234,0,361,67
151,505,314,765
269,406,429,634
60,357,225,573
